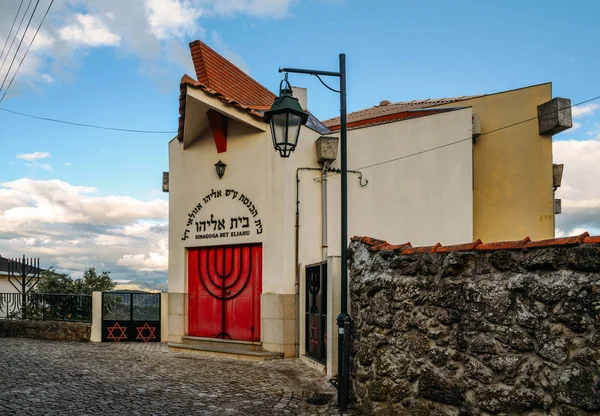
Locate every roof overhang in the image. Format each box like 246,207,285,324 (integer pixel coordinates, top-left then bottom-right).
180,83,267,149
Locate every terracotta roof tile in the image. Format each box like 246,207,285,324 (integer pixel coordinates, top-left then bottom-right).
435,240,483,253
476,237,531,251
190,40,276,108
523,232,589,249
355,232,600,255
326,109,454,131
402,243,442,255
323,95,482,129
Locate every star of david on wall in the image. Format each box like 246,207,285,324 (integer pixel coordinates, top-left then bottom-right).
106,322,127,342
136,322,157,343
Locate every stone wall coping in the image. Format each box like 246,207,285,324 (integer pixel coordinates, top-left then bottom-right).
352,232,599,254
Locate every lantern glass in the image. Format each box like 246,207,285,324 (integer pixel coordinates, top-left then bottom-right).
264,80,308,158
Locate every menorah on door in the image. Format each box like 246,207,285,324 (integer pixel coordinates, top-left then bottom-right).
197,246,253,339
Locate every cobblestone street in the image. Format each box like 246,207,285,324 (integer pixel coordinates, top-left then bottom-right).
0,339,344,415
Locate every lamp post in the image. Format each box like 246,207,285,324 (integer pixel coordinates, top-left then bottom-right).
264,54,350,411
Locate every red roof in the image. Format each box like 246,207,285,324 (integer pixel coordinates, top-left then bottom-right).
352,232,596,254
178,40,277,142
323,96,481,131
190,40,275,108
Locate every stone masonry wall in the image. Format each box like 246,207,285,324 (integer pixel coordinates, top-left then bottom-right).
348,235,600,415
0,319,91,341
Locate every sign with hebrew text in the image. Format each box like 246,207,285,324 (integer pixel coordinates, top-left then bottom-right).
181,189,263,241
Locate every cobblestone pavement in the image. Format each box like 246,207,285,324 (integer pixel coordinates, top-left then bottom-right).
0,338,348,415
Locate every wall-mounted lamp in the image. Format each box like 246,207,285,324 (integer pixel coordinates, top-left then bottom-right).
215,160,227,179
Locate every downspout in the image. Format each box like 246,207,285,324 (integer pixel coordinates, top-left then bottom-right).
295,167,322,358
321,162,330,261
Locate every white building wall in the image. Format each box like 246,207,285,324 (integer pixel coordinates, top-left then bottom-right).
169,95,473,363
323,108,474,255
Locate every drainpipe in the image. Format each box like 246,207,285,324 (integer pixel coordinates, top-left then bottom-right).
321,162,330,261
295,167,322,358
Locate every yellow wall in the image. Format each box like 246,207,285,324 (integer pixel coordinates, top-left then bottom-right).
436,83,554,242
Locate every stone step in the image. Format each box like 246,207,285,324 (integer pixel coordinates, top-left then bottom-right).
168,342,284,361
180,336,265,352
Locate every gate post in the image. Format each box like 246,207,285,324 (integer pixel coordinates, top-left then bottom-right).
90,291,102,342
161,292,169,343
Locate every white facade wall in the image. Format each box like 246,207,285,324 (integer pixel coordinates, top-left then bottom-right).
168,89,473,366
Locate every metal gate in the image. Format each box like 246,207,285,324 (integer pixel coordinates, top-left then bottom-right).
102,292,161,342
305,261,327,363
188,244,262,341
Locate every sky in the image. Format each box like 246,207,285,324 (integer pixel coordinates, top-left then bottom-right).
0,0,599,284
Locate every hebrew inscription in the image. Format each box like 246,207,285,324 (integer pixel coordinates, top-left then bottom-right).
181,189,263,241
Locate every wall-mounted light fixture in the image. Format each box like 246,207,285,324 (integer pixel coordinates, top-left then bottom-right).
215,160,227,179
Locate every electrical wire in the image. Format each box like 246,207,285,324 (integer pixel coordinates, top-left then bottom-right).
321,95,600,177
0,107,177,134
0,0,33,79
0,0,25,63
0,0,54,103
0,0,40,93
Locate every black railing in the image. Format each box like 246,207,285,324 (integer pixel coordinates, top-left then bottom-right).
0,293,92,322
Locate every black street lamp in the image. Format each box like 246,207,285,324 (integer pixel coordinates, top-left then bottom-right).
264,75,309,158
265,54,350,411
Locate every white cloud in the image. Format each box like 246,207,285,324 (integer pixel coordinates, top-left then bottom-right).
16,152,50,161
554,139,600,236
0,178,168,279
572,103,599,119
26,162,54,171
41,74,55,83
145,0,202,39
201,0,294,18
118,252,167,271
58,13,121,47
64,162,73,166
0,0,299,97
572,121,581,131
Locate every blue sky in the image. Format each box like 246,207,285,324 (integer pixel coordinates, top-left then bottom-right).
0,0,599,283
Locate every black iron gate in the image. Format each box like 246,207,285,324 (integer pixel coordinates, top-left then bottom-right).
102,292,161,342
305,261,327,363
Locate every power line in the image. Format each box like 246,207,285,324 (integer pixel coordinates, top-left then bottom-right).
0,0,40,93
0,107,177,134
0,0,25,63
478,95,600,137
0,0,55,103
0,0,33,78
322,95,600,176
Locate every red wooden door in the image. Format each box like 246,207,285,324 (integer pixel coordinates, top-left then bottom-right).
188,244,262,341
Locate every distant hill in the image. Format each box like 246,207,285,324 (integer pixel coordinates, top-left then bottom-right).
114,279,167,293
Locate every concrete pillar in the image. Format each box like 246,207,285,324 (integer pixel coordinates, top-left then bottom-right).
161,292,169,342
326,256,342,378
90,291,102,342
168,292,186,343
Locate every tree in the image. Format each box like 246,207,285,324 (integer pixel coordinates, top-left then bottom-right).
36,267,115,294
35,268,78,294
75,267,115,294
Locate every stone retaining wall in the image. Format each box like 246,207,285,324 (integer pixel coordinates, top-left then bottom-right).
0,319,91,341
348,236,600,415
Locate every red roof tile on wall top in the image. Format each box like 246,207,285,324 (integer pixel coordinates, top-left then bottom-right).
189,40,275,108
323,95,482,128
352,232,598,254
